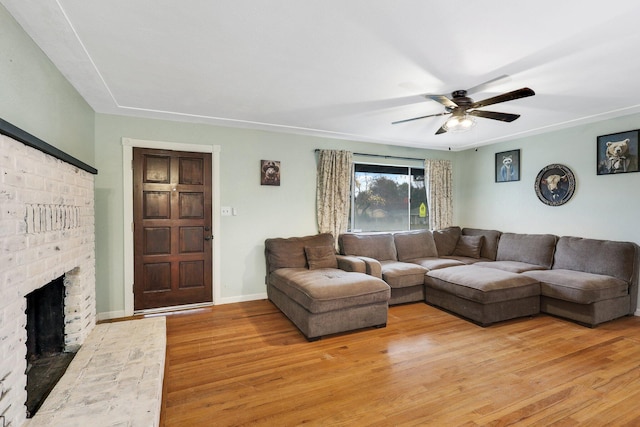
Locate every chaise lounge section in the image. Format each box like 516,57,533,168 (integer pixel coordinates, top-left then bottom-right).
265,233,390,341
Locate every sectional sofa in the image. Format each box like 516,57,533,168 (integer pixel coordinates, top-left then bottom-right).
265,227,639,340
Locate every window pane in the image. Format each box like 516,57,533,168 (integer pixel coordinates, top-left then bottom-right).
353,170,409,232
410,172,428,230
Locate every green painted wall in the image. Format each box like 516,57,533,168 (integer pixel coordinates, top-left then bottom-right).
0,4,95,164
94,114,455,316
456,113,640,248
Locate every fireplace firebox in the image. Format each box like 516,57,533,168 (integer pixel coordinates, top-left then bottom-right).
25,276,76,417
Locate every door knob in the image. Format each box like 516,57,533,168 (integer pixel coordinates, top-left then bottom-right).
204,235,213,241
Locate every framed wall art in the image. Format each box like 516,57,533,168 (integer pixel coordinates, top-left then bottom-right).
597,129,639,175
534,164,576,206
261,160,281,186
495,149,520,182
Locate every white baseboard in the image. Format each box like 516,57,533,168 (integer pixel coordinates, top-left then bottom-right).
217,293,268,305
635,308,640,317
96,310,126,322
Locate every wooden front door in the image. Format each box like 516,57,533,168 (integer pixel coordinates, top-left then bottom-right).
133,148,213,310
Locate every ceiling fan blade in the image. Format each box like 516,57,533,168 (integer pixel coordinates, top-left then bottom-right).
465,75,510,95
435,123,448,135
426,94,458,109
391,112,449,125
468,110,521,122
470,87,535,109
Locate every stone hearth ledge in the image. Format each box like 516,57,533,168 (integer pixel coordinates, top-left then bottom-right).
26,317,166,427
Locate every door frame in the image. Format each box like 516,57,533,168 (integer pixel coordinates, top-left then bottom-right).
122,138,221,316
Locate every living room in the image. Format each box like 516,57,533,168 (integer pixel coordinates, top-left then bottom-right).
2,2,640,426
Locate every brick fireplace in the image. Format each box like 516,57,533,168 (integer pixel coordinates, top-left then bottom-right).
0,126,96,427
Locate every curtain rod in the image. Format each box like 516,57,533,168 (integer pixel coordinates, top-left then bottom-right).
314,149,424,162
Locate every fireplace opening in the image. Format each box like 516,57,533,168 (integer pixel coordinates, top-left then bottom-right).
25,275,76,418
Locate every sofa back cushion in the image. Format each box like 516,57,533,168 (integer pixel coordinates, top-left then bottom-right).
339,233,397,261
553,236,637,283
433,226,461,256
265,233,335,272
496,233,557,268
393,230,438,261
462,228,502,260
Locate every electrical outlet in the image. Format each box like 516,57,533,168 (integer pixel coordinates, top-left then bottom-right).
221,206,232,216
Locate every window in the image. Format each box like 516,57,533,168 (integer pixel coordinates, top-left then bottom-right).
351,163,428,232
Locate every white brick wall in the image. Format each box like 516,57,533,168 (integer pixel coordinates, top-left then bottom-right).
0,134,96,427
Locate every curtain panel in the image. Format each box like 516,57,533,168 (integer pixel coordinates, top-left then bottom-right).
316,150,353,243
424,158,453,230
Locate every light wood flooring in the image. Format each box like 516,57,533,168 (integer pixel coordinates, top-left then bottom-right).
159,300,640,426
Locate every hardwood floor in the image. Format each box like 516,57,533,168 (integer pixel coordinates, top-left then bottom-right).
159,300,640,426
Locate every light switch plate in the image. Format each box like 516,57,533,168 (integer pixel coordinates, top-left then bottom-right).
221,206,232,216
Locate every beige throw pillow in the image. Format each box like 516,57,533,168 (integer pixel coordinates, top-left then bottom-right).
304,246,338,269
453,235,484,259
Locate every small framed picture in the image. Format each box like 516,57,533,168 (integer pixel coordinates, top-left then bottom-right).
597,130,639,175
260,160,280,186
495,149,520,182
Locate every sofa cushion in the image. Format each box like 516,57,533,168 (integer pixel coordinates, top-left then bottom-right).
339,233,397,261
496,233,557,268
379,261,428,288
441,255,490,265
553,236,637,283
394,230,438,261
265,233,335,272
408,257,465,271
305,246,338,270
426,265,540,304
475,260,549,274
433,226,461,256
462,228,502,260
523,269,629,304
269,268,390,313
453,235,484,259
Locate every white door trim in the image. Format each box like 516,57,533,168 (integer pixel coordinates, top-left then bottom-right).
122,138,221,316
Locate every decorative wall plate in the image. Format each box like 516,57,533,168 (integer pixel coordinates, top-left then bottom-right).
534,164,576,206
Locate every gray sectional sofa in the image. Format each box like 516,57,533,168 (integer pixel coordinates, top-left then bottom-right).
265,227,639,340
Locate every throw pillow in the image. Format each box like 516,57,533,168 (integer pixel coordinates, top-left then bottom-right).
453,235,484,259
304,245,338,269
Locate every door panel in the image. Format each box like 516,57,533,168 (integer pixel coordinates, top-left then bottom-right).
133,148,213,310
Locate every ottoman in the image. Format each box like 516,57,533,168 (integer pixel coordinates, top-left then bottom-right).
424,265,541,326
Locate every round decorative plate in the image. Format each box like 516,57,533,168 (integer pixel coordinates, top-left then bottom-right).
534,164,576,206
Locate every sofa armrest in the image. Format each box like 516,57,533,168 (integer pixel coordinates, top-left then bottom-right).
335,255,366,273
357,256,383,279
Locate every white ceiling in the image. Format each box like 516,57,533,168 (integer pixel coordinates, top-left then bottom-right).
4,0,640,151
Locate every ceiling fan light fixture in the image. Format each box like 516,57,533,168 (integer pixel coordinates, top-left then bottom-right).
444,114,476,132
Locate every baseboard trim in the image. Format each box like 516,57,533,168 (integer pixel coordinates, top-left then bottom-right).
635,308,640,317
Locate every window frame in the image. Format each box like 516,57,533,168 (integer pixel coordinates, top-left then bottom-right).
350,161,427,233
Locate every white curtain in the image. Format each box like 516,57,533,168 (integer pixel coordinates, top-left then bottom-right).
316,150,353,242
424,158,453,230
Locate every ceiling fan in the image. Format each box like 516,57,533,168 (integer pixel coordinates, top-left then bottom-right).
392,85,535,135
